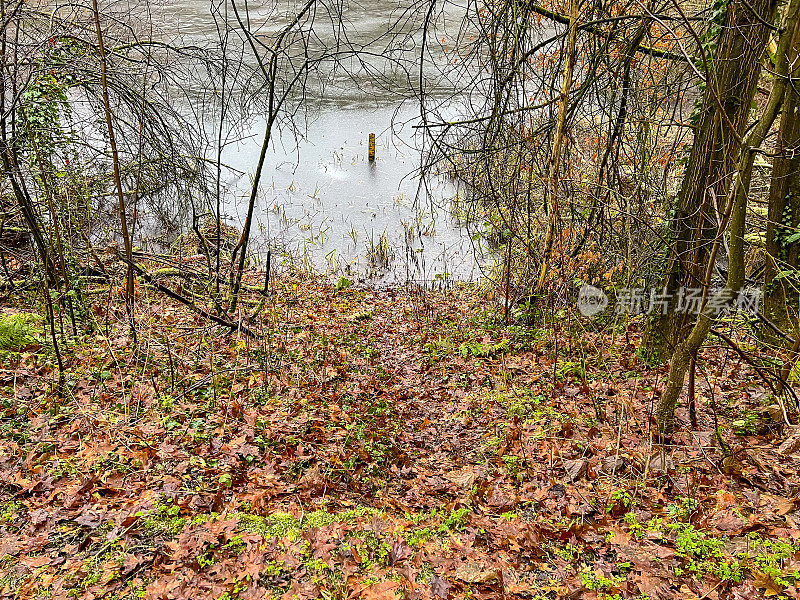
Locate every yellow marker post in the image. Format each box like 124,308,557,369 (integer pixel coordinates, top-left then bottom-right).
368,133,376,162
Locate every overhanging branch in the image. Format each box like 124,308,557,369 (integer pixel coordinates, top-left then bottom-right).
523,2,687,61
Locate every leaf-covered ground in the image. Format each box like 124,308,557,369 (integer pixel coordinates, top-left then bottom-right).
1,272,799,600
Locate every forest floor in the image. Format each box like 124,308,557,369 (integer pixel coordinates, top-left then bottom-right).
1,268,799,600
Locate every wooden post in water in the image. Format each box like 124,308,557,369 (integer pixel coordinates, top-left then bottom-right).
368,133,376,162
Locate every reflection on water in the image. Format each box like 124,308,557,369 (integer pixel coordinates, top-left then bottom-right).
146,0,480,282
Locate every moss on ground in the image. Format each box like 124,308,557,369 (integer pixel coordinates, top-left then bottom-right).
235,506,382,540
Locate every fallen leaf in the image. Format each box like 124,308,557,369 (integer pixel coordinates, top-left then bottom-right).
454,562,500,584
444,467,478,489
563,458,588,482
388,540,412,565
753,569,786,596
361,580,401,600
431,574,451,599
778,427,800,456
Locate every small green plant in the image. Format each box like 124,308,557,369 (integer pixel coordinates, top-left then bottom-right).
732,409,771,435
404,526,435,547
424,336,455,364
0,313,43,351
459,338,509,358
671,522,742,582
335,276,353,291
608,489,634,513
441,507,470,532
157,394,175,413
747,534,800,589
138,499,186,538
580,565,624,593
667,496,698,522
553,542,580,562
223,535,246,554
236,506,381,541
556,359,586,381
366,231,394,270
197,549,216,569
0,501,23,525
623,511,645,539
401,506,471,547
502,454,520,475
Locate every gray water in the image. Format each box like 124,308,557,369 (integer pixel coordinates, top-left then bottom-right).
148,0,481,282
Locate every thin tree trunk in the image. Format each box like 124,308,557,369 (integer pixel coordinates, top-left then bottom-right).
536,0,579,293
92,0,136,340
0,0,56,284
228,0,317,313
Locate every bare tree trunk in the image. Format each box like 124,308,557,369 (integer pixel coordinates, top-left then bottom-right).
657,0,795,435
645,0,777,360
763,12,800,341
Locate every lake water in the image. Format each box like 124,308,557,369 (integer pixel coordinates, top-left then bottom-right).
145,0,481,283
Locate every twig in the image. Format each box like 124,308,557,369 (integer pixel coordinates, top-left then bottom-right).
120,256,260,339
709,328,794,426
